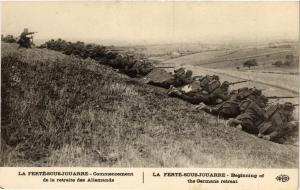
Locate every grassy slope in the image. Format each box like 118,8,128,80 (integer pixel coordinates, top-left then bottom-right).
1,43,298,168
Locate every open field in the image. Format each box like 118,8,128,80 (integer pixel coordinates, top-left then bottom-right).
1,43,297,167
162,45,299,72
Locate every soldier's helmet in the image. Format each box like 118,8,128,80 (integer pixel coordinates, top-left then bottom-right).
212,75,220,81
221,81,230,87
186,70,193,78
283,102,294,111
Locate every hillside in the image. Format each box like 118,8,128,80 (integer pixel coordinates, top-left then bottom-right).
1,43,298,167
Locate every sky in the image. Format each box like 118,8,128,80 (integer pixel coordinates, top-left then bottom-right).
2,1,299,45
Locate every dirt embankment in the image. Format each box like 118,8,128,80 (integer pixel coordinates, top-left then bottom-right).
1,43,298,168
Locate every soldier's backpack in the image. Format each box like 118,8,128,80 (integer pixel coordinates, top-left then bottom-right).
200,75,211,88
142,68,174,88
237,87,253,100
218,101,240,118
258,104,284,134
207,80,221,93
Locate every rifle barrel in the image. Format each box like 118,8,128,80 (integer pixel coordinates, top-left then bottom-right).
229,80,249,85
156,66,175,69
267,96,297,99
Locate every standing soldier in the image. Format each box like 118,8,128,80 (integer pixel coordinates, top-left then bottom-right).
18,28,36,48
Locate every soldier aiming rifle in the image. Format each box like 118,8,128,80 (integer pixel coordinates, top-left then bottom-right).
228,80,249,86
18,28,38,48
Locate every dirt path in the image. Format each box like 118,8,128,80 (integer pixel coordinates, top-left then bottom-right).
162,49,292,66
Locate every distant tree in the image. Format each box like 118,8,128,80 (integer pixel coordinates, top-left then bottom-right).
243,59,258,69
272,61,283,67
236,66,240,70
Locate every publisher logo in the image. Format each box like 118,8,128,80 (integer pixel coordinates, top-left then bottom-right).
276,175,289,182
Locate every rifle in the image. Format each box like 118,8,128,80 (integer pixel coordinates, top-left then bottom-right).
27,32,38,43
266,96,298,99
156,66,175,69
228,80,249,85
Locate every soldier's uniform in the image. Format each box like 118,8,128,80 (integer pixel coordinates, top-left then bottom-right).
198,87,267,119
257,102,296,142
207,81,230,104
227,99,267,134
172,68,193,87
178,74,219,93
